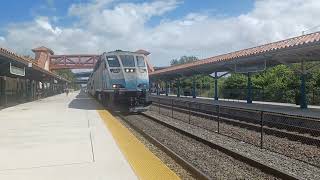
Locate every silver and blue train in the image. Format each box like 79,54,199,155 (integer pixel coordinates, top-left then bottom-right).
87,50,151,112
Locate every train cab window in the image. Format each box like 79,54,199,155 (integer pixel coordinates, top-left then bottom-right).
120,55,135,67
106,56,120,67
136,56,146,67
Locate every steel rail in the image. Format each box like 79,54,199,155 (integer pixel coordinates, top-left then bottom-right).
152,102,320,145
115,113,211,180
141,112,300,180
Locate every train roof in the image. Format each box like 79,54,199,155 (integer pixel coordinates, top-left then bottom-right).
106,49,150,56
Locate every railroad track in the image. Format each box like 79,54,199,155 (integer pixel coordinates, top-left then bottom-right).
152,96,320,136
152,102,320,146
116,112,299,180
116,113,211,180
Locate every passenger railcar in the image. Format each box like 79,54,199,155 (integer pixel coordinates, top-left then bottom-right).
87,50,151,112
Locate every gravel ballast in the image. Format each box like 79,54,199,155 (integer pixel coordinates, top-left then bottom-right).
123,113,277,179
154,105,320,167
112,114,195,180
145,110,320,180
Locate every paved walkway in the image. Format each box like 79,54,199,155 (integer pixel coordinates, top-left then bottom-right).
0,91,137,180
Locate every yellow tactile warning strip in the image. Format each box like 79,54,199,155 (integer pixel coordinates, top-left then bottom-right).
98,109,180,180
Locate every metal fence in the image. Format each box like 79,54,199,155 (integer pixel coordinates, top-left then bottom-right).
150,96,320,168
220,88,320,105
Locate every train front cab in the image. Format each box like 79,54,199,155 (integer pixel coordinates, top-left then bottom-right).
103,52,151,112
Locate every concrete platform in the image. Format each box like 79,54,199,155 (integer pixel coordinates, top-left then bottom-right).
0,91,176,180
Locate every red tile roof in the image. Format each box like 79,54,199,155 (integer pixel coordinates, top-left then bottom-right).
150,31,320,76
0,47,68,82
32,46,54,55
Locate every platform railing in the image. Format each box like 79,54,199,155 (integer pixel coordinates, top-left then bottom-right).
150,96,320,168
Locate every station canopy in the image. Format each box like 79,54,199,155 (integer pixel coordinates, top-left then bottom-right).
0,47,68,83
150,31,320,79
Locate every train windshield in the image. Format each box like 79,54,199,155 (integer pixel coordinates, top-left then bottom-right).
106,56,120,67
136,56,146,67
120,55,135,67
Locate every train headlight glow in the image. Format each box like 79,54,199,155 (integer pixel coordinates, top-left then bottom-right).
112,84,122,88
125,68,135,73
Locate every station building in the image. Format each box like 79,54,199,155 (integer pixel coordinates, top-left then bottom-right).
0,47,68,108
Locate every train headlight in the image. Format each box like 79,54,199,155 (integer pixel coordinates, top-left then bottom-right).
125,68,135,73
112,84,123,88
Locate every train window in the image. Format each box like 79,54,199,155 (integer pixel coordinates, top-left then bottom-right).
136,56,146,67
120,55,135,67
106,56,120,67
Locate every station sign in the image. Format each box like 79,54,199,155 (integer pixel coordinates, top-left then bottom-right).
10,63,25,76
235,60,266,73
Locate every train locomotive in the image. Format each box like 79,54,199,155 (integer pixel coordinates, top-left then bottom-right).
87,50,151,112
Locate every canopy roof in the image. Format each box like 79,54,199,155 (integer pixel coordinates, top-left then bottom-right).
150,32,320,79
0,47,69,82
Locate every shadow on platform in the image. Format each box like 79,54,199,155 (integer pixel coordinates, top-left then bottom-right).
68,91,104,110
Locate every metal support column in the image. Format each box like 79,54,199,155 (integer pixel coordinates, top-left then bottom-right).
0,76,7,107
156,82,160,95
0,77,3,106
247,72,252,104
165,81,168,96
214,72,218,100
177,78,181,97
51,79,54,96
32,80,37,100
24,79,28,101
300,61,307,109
0,77,2,106
192,76,196,98
26,79,31,101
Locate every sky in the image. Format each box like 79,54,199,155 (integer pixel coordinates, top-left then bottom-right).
0,0,320,66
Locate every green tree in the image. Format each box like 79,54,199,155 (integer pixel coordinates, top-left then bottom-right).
221,73,247,99
222,73,247,89
221,65,301,103
53,69,75,81
253,65,299,103
170,56,198,66
53,69,80,90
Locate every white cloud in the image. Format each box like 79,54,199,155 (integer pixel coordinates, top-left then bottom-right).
1,0,320,66
0,36,5,46
35,17,62,35
69,0,179,36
